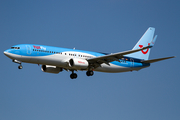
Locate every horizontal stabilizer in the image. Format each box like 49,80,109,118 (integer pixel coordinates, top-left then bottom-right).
141,56,175,63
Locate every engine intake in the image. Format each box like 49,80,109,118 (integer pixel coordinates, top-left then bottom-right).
41,65,63,74
69,58,89,70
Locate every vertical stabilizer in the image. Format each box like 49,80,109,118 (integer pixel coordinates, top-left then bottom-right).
127,27,156,60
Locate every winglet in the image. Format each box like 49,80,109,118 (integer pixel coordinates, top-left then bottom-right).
149,35,157,47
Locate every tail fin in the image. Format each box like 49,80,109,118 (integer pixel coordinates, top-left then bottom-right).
127,27,156,60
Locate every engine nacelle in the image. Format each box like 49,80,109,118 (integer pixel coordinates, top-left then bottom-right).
69,58,89,70
41,65,63,74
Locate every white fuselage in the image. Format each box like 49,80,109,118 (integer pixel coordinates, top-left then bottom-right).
4,44,149,73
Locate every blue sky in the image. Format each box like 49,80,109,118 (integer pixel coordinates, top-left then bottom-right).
1,0,179,120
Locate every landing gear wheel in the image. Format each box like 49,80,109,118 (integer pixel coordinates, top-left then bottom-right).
86,71,94,76
70,73,77,79
18,65,23,69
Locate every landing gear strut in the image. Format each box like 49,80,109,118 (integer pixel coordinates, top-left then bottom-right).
86,71,94,76
13,60,23,69
70,71,77,79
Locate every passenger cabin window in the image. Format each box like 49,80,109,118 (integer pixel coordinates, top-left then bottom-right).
32,48,63,55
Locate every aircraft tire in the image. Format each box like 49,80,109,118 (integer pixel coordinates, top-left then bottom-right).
86,71,94,76
18,65,23,69
70,73,77,79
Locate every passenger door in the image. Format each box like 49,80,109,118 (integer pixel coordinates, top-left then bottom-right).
26,45,31,55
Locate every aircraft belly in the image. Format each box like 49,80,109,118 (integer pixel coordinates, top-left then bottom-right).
30,55,68,67
94,63,130,73
6,52,149,73
8,54,67,67
94,63,145,73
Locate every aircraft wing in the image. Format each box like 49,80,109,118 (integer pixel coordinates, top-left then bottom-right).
87,46,152,66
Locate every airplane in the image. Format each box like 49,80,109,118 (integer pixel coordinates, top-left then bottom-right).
4,27,175,79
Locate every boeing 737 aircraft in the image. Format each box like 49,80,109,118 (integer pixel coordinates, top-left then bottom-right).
4,27,175,79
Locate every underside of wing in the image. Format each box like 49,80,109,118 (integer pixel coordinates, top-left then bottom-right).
87,46,152,66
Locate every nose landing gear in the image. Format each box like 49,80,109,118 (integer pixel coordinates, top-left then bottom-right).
18,65,23,69
13,60,23,69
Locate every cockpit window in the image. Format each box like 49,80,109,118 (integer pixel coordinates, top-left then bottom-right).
11,47,20,49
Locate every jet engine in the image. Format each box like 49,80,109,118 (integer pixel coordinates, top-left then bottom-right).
69,58,89,70
41,65,63,74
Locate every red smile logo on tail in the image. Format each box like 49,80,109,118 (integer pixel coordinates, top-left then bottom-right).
139,43,150,54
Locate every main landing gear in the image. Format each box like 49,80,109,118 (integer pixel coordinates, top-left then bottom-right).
70,71,78,79
86,71,94,76
70,70,94,79
13,60,23,69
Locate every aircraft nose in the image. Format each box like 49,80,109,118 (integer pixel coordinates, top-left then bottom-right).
4,49,16,59
4,49,11,57
4,50,8,55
